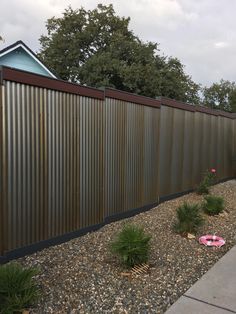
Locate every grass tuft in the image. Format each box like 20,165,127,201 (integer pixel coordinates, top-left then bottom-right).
110,224,151,268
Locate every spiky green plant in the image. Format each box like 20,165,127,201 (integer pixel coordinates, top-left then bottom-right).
203,195,225,215
196,180,209,195
174,202,204,234
0,263,40,314
110,224,151,268
196,169,216,195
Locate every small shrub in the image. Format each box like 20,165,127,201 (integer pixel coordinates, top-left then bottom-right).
0,263,40,313
110,224,151,268
197,168,217,195
174,202,204,234
203,195,225,215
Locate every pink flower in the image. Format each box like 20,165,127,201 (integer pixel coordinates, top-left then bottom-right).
211,168,216,173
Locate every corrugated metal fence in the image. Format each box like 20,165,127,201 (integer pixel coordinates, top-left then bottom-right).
0,66,235,259
159,98,235,197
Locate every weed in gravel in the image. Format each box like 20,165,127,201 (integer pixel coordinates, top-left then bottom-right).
110,224,151,268
203,195,225,215
0,263,40,314
174,202,204,235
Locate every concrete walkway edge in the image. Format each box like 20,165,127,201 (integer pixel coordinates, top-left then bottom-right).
165,245,236,313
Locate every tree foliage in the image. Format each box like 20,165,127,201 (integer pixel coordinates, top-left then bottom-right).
202,79,236,112
39,4,200,103
39,5,134,82
160,57,200,104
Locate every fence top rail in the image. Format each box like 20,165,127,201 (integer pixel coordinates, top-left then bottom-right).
105,88,161,108
160,96,236,119
160,97,196,112
0,66,104,100
0,66,235,118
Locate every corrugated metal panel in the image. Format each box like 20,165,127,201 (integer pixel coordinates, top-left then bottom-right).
143,106,160,204
182,110,194,191
216,116,225,179
170,108,185,194
192,111,203,185
159,106,235,198
0,84,4,255
1,78,235,257
233,120,236,176
104,98,160,218
2,81,104,253
79,96,104,228
159,106,174,196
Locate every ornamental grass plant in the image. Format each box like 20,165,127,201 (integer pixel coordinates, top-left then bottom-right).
110,224,151,268
174,202,204,235
0,263,39,314
203,195,225,215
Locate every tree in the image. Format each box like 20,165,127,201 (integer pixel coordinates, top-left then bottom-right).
159,57,200,104
39,4,200,102
202,79,236,112
39,4,134,82
78,34,164,97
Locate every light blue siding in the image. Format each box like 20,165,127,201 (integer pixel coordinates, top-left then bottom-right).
0,47,53,77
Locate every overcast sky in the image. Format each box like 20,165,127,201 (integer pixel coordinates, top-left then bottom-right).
1,0,236,87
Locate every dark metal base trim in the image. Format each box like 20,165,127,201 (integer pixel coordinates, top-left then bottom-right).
1,177,235,264
0,201,159,264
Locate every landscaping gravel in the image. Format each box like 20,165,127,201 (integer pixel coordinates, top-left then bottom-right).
19,180,236,313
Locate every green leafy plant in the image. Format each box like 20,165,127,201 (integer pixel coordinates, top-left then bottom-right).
174,202,204,234
196,180,210,195
110,224,151,268
197,168,217,195
203,195,225,215
0,263,40,314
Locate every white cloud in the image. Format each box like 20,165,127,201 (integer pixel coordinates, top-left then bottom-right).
214,42,230,49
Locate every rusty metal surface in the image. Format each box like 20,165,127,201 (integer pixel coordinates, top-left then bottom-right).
233,120,236,176
0,79,236,257
1,81,104,253
104,98,160,218
0,84,4,255
159,105,236,197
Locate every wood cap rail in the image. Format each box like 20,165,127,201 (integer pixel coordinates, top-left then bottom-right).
160,96,236,119
105,88,161,108
0,66,104,100
0,66,235,118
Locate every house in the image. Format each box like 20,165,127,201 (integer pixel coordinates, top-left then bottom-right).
0,40,57,78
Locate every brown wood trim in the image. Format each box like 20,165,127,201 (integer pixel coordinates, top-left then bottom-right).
195,105,219,116
218,111,235,119
160,97,196,112
105,88,161,108
1,66,104,100
0,67,235,118
231,113,236,119
196,106,236,119
160,97,236,119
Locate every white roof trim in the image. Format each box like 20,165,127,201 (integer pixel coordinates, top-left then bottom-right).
0,43,57,78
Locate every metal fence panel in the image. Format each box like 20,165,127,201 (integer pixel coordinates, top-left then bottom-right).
0,84,4,256
159,106,235,198
2,81,104,253
104,98,160,218
0,75,236,258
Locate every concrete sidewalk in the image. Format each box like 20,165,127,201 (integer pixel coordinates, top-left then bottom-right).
165,245,236,313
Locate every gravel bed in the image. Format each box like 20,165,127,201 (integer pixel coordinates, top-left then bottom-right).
19,180,236,313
